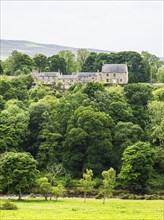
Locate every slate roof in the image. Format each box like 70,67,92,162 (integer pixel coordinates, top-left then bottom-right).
75,72,97,77
58,75,78,80
102,64,127,73
38,72,60,77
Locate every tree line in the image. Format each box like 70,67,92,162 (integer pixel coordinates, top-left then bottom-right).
0,49,164,83
0,70,164,198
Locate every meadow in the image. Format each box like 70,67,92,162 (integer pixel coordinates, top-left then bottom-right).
0,198,163,220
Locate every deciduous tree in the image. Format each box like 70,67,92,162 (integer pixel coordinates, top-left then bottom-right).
101,168,116,204
0,152,39,199
79,169,95,203
118,141,156,193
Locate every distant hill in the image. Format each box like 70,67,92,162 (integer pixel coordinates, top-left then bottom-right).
0,40,112,59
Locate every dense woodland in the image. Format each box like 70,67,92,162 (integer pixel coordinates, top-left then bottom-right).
0,49,164,199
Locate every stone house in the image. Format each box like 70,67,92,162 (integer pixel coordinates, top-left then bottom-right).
32,63,128,87
99,64,128,84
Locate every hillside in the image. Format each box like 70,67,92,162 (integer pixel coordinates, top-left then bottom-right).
0,40,112,59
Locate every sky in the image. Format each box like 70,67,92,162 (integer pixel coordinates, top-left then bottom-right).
1,0,164,57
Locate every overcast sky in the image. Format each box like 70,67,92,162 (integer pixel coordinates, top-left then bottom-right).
1,0,164,56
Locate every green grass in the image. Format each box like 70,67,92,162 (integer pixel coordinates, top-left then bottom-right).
0,198,163,220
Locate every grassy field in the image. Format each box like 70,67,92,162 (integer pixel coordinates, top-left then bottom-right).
0,198,163,220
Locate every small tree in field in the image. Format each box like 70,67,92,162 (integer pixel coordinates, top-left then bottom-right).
79,169,95,203
51,184,66,201
101,168,116,204
36,177,51,200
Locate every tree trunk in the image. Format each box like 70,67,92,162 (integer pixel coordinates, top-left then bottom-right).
45,194,48,201
18,189,22,200
103,195,106,204
84,193,86,203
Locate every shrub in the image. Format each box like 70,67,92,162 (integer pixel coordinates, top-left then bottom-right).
0,200,18,210
121,194,131,199
121,193,163,200
29,193,36,198
95,192,103,199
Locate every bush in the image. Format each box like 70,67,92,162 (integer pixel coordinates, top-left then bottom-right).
95,192,103,199
121,194,131,199
94,178,102,188
0,200,18,210
29,193,36,198
121,194,163,200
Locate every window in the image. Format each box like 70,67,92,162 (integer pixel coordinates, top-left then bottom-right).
106,79,109,82
114,73,116,77
120,79,123,82
107,73,109,77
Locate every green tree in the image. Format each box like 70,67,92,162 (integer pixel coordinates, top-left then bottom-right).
51,184,66,201
29,83,52,102
36,177,51,200
101,168,116,204
82,52,97,72
82,81,105,99
3,50,34,75
118,141,156,193
79,169,95,203
0,76,16,100
58,50,77,74
124,84,152,128
148,101,164,147
94,52,110,71
113,122,143,171
0,101,29,152
152,87,164,101
64,106,114,177
0,95,5,110
0,152,39,199
157,67,164,83
77,49,90,71
33,54,47,72
48,54,66,74
141,51,163,83
27,100,53,156
10,77,29,101
0,60,4,74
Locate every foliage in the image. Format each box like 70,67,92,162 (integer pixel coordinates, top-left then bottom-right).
101,168,116,204
48,54,66,74
51,184,66,200
33,54,47,72
79,169,95,203
3,50,34,75
58,50,77,74
35,177,51,200
0,50,163,194
113,122,143,171
63,106,114,177
152,87,164,101
147,101,164,147
0,152,39,199
82,81,105,98
118,141,156,193
0,60,4,74
0,101,29,152
141,51,163,83
77,49,90,71
0,200,18,210
157,67,164,83
124,83,152,128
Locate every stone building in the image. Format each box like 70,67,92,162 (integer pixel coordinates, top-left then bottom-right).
99,64,128,84
32,63,128,88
